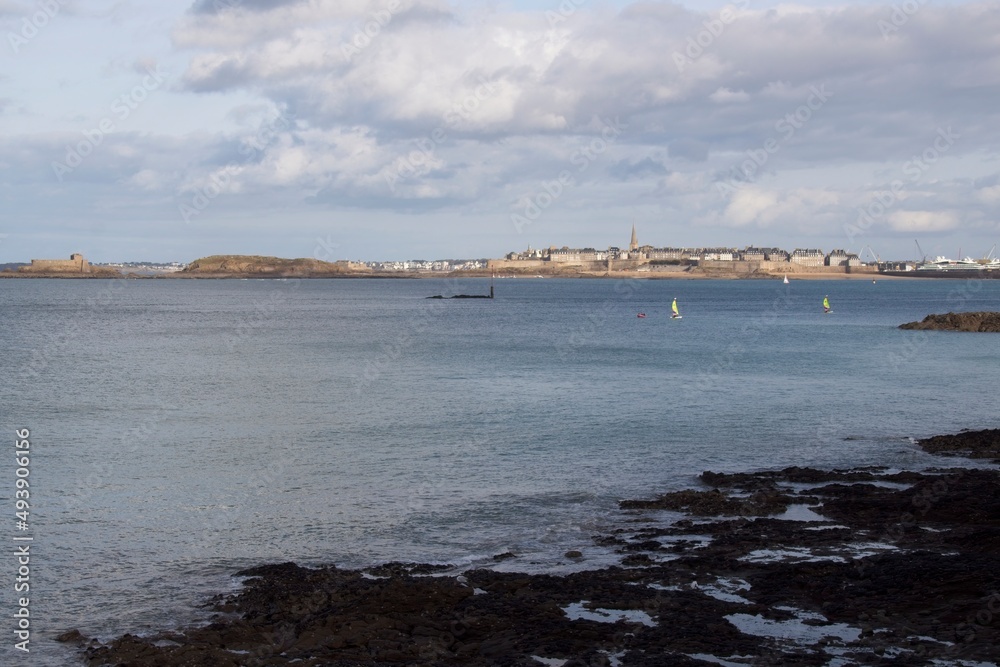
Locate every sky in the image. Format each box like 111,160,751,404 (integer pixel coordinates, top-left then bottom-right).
1,0,999,263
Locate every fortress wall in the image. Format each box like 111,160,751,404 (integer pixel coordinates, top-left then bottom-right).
698,260,761,273
23,256,90,273
696,261,878,276
487,259,549,270
758,262,876,274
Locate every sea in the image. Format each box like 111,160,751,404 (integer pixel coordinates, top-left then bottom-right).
1,276,999,665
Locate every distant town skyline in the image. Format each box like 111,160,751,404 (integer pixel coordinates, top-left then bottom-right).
2,1,998,264
14,231,960,266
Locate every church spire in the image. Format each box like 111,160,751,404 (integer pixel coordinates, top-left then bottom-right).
629,223,638,252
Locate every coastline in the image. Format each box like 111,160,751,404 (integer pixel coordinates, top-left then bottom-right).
1,269,910,281
64,429,1000,666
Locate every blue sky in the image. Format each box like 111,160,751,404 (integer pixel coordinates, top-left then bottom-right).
2,0,999,263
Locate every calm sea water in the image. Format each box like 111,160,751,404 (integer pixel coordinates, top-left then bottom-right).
1,276,999,664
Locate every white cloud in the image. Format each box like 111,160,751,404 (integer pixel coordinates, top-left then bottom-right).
4,1,1000,261
711,186,838,229
888,210,960,232
709,87,750,104
976,184,1000,204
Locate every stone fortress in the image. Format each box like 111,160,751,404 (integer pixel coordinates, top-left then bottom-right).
21,253,91,273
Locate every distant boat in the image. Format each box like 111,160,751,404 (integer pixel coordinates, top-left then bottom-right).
783,275,789,284
671,298,682,319
823,295,831,314
637,312,647,318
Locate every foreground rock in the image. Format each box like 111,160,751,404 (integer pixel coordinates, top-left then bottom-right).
899,311,1000,332
70,430,1000,666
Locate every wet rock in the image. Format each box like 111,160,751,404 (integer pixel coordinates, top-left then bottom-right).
919,428,1000,459
620,488,793,516
900,311,1000,332
55,629,85,643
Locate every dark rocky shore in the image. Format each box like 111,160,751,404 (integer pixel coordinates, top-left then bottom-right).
65,431,1000,666
899,311,1000,332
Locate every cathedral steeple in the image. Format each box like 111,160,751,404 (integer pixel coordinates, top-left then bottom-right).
629,223,638,252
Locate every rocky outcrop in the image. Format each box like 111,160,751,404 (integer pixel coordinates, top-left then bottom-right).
919,428,1000,460
182,255,371,277
900,311,1000,332
66,430,1000,666
619,487,794,516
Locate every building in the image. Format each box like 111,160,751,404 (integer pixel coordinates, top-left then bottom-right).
549,247,606,262
700,247,737,261
826,249,850,266
647,247,690,261
790,249,825,267
23,253,91,273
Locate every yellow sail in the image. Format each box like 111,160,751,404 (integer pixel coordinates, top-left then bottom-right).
672,298,679,316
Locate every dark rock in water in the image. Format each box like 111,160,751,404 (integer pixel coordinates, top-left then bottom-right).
492,551,518,561
235,561,306,578
564,550,583,559
620,487,794,516
365,561,455,577
701,466,885,490
918,428,1000,459
56,629,85,643
427,294,492,299
899,311,1000,332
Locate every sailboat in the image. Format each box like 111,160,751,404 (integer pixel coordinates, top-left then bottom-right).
823,295,831,314
783,275,789,284
671,298,682,319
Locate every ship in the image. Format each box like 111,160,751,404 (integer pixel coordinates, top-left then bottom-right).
881,256,1000,279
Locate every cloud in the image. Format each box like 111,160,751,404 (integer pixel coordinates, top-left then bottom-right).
6,1,1000,262
709,87,750,104
189,0,309,16
609,156,667,180
888,210,960,233
669,139,709,162
696,186,841,231
976,183,1000,204
168,1,1000,160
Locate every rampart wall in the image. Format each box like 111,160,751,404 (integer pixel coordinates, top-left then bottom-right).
23,255,90,273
